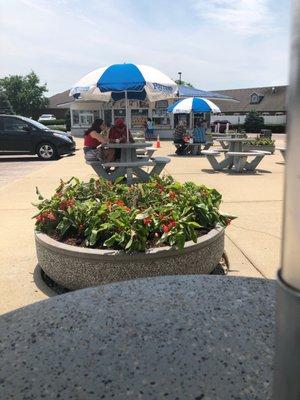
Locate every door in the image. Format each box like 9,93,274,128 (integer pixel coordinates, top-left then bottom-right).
0,117,33,152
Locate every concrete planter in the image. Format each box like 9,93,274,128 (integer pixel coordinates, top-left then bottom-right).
245,144,275,154
35,226,225,290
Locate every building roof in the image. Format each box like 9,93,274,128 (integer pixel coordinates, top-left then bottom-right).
212,85,287,113
49,85,288,113
48,90,72,108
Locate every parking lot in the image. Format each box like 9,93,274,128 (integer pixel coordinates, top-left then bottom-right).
0,155,54,188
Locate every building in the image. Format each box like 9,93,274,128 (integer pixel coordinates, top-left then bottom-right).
48,85,287,136
49,85,232,138
211,85,287,127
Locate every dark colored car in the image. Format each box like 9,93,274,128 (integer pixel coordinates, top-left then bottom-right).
0,115,75,160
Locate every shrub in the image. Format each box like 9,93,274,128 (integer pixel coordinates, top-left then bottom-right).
244,110,264,133
263,124,286,133
249,138,275,146
39,119,65,126
34,176,234,253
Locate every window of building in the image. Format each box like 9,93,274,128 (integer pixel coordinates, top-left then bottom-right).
71,110,99,126
250,93,259,104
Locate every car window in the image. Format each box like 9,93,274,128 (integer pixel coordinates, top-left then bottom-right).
3,117,30,132
0,118,4,131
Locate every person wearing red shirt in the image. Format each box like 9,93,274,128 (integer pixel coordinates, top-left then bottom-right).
84,118,107,150
108,118,134,160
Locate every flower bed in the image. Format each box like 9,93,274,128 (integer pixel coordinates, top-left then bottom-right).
34,176,234,289
34,176,233,253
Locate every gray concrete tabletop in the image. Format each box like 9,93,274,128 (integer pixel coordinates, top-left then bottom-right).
0,275,275,400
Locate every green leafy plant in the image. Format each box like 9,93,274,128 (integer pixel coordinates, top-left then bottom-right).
33,176,235,252
249,138,275,146
39,119,65,126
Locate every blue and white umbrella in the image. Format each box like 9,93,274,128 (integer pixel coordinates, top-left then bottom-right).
70,63,177,140
70,63,177,102
167,97,221,114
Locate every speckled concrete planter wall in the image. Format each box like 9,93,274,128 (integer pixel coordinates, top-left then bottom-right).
35,226,225,290
245,144,275,154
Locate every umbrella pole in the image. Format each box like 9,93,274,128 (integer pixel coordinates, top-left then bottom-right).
273,1,300,398
125,90,129,142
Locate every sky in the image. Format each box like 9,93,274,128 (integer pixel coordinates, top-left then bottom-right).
0,0,292,97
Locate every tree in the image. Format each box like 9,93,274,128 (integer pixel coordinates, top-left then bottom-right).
0,71,49,118
244,110,264,133
0,90,14,114
175,80,194,88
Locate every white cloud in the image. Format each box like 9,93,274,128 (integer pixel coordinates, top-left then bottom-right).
191,0,275,35
0,0,290,95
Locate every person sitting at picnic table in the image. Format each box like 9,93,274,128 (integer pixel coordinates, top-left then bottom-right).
83,118,111,161
108,118,134,160
174,120,189,155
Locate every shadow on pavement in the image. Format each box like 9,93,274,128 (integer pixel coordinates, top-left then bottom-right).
32,264,57,297
201,168,272,175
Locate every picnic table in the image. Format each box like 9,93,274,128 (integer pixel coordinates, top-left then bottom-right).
173,140,213,156
85,142,170,184
214,137,253,151
277,147,286,159
202,138,270,172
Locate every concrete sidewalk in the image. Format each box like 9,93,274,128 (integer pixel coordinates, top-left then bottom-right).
0,138,284,314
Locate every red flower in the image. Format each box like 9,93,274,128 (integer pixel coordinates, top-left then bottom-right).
163,224,170,233
59,198,75,210
36,211,56,223
168,220,177,228
226,219,231,226
115,200,125,207
168,191,177,200
47,212,56,221
156,183,164,193
123,206,131,213
143,217,152,225
159,214,167,221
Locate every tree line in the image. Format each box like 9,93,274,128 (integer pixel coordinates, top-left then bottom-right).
0,71,49,119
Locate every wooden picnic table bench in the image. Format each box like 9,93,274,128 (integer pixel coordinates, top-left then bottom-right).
202,149,271,173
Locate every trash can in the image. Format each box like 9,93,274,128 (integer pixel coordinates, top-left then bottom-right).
260,129,272,139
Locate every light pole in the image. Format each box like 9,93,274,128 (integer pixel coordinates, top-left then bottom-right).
273,1,300,399
178,72,182,85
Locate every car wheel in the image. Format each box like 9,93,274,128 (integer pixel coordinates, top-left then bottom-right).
37,143,58,160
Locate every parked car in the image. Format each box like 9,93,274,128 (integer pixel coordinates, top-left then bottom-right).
38,114,56,122
0,115,75,160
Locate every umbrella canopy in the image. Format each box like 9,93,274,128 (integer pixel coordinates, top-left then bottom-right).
167,97,221,114
69,63,178,102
